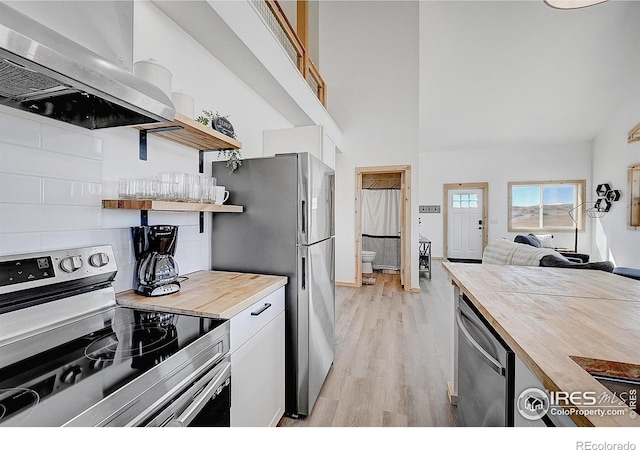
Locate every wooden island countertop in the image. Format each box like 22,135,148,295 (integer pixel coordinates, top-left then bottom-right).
443,262,640,427
116,271,287,319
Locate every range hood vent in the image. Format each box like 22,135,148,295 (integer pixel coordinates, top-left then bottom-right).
0,3,175,129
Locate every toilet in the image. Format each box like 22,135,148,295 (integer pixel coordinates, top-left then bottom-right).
362,250,376,274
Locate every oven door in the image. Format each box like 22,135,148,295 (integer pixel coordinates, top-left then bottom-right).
130,356,231,427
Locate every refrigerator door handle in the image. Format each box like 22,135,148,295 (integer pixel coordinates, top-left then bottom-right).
301,200,307,235
301,256,306,290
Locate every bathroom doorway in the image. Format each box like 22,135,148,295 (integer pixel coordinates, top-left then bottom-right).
355,165,412,290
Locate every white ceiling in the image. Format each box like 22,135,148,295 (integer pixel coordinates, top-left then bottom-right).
419,0,640,151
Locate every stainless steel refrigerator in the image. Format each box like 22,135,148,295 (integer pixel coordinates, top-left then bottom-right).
211,152,335,418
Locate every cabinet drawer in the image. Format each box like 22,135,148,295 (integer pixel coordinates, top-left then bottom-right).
230,287,285,352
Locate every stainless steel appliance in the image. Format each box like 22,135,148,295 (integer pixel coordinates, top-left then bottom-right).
132,225,181,297
211,152,335,417
0,2,175,129
0,245,230,427
455,294,514,426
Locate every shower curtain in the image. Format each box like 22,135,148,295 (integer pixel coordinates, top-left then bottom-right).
361,189,401,271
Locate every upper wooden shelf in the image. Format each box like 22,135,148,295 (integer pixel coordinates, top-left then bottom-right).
102,199,243,213
137,112,242,151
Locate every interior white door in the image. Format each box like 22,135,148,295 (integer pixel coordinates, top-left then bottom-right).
447,189,484,260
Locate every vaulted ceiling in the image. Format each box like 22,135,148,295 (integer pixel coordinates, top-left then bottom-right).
419,0,640,151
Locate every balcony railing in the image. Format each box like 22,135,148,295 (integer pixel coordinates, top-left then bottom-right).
250,0,327,106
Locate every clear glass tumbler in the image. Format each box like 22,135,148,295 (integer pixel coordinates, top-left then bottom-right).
198,176,217,203
185,174,200,202
158,172,188,201
118,178,136,199
135,178,159,199
158,181,179,201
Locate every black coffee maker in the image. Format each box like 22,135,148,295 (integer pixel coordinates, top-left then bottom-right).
131,225,180,296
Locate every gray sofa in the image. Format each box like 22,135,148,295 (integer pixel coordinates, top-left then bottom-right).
482,238,614,272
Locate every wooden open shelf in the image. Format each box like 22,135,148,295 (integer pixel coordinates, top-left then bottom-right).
136,112,242,151
102,199,243,213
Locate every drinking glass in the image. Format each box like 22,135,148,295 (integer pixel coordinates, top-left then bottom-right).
185,174,200,202
118,178,136,199
158,172,188,201
158,181,179,201
135,178,158,199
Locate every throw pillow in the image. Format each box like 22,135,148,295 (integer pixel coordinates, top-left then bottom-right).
514,234,542,248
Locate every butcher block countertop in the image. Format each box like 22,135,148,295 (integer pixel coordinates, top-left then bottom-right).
443,262,640,427
116,271,287,319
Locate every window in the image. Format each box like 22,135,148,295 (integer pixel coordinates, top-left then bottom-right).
508,180,586,231
452,193,479,209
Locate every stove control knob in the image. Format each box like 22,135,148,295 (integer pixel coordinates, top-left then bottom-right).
60,256,82,273
90,356,104,371
89,252,110,268
61,366,83,385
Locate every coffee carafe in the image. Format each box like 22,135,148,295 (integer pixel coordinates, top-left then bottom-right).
131,225,180,296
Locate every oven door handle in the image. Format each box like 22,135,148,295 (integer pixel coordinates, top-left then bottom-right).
167,361,231,427
124,350,224,427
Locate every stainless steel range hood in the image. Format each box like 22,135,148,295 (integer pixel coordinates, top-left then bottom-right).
0,2,175,129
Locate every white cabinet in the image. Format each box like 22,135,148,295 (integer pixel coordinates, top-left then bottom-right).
263,125,336,169
229,287,285,427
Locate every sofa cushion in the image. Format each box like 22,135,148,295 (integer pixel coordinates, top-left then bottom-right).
483,239,559,265
540,255,614,272
514,234,542,248
613,267,640,280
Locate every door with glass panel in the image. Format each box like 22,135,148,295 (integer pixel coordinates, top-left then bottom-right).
447,189,484,261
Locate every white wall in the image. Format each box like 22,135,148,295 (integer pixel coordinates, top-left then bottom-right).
418,143,594,258
319,1,420,288
0,1,291,293
591,83,640,267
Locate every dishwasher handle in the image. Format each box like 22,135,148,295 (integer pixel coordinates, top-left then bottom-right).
456,307,505,376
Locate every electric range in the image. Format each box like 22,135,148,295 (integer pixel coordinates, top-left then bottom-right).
0,245,230,427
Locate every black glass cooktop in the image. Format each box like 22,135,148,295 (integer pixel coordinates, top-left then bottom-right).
0,306,226,426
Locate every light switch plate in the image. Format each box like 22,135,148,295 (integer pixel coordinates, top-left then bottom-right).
419,205,441,213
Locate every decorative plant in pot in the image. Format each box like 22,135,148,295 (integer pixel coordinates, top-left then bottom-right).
196,110,242,173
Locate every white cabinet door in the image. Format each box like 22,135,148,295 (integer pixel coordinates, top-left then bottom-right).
230,310,285,427
263,125,338,169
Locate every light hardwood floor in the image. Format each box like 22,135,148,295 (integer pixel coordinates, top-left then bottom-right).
280,261,455,427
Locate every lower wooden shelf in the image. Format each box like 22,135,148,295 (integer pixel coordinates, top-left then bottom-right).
102,199,243,213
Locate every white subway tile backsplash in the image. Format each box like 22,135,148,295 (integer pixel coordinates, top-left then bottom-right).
41,124,102,160
0,173,41,204
176,224,203,242
43,179,102,206
0,204,101,233
41,228,129,252
175,239,204,275
0,111,41,148
101,209,143,229
113,263,135,293
0,144,102,183
0,232,41,256
148,211,199,226
0,107,210,283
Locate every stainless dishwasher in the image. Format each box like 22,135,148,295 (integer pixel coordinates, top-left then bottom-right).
455,294,514,426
